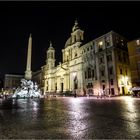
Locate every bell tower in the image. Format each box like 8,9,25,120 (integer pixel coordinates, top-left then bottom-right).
46,41,55,69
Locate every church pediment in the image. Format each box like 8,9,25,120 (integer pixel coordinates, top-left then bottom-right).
56,66,67,75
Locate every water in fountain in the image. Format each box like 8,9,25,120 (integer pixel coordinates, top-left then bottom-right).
11,79,42,98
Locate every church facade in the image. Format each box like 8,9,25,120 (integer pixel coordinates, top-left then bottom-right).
41,20,132,96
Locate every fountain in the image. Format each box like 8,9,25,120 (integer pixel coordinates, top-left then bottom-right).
11,79,42,98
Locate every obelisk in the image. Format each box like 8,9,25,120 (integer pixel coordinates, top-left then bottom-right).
25,34,32,80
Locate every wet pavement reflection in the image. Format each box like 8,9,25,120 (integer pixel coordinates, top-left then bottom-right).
0,96,140,139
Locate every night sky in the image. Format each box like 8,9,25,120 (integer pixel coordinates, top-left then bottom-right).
0,1,140,79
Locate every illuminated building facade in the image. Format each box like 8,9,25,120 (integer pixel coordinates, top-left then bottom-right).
4,74,24,90
42,21,132,95
127,39,140,86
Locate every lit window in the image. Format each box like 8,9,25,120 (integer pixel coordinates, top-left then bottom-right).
136,40,140,45
98,41,103,51
66,51,69,56
99,41,103,46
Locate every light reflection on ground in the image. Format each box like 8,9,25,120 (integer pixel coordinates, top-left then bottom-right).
66,98,89,138
0,96,140,139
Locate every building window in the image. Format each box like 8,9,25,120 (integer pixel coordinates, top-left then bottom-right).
120,68,123,74
92,69,94,78
101,70,104,76
123,52,126,62
121,39,124,46
55,83,57,91
125,69,127,75
106,37,110,46
137,62,140,70
87,47,89,51
136,47,140,54
67,55,69,61
98,41,103,51
109,67,113,75
87,83,93,88
46,81,48,85
90,46,93,50
51,52,53,59
88,68,91,78
118,53,121,61
136,40,140,45
85,71,87,79
110,79,113,85
103,85,105,90
111,88,115,95
107,54,112,62
47,52,50,59
75,52,77,57
106,41,110,46
102,80,105,83
100,58,103,63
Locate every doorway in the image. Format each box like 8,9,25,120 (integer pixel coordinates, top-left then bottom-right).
61,83,63,92
122,87,125,95
111,88,115,95
55,83,57,92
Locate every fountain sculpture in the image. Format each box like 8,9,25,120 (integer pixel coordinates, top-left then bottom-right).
12,79,42,98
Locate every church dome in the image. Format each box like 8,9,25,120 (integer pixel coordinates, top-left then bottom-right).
65,37,72,48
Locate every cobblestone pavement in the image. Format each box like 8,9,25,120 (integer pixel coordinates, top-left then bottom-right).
0,96,140,139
